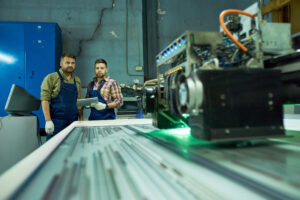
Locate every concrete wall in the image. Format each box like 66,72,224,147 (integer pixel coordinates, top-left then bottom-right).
0,0,144,86
0,0,258,82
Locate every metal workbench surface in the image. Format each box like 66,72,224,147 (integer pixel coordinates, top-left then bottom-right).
0,118,299,200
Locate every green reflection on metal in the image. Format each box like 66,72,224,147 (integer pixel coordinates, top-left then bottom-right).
284,103,300,106
157,109,188,129
281,130,300,144
285,130,300,135
270,130,300,144
146,127,211,147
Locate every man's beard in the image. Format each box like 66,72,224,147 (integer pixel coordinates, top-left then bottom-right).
97,72,105,78
63,67,74,73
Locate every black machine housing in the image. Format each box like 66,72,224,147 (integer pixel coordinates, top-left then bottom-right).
188,68,285,141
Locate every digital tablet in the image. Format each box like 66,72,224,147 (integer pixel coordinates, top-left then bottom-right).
76,97,98,107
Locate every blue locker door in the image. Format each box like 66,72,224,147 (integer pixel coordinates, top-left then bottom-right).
0,22,25,116
25,22,56,127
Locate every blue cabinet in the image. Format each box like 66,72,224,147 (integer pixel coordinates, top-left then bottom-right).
0,22,62,128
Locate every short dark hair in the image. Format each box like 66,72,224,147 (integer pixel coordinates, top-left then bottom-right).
61,53,76,60
94,58,107,67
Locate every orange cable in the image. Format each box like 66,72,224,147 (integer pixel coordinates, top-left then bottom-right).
219,9,256,52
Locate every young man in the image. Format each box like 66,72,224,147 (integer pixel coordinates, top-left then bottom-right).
86,58,123,120
41,53,83,139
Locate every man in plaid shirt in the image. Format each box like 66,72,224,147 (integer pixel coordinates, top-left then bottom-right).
85,58,123,120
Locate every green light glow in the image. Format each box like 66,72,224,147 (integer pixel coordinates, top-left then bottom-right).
146,127,211,147
182,114,190,119
165,127,191,135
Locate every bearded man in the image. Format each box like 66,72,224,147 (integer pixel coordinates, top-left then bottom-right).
85,58,123,120
41,53,83,139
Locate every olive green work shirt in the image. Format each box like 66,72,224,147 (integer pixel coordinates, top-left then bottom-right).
40,68,82,102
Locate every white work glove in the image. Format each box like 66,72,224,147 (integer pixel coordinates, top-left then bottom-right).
91,102,107,110
45,120,55,135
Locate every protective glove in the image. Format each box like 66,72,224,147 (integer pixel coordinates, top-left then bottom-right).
84,105,91,109
91,102,107,110
45,120,54,135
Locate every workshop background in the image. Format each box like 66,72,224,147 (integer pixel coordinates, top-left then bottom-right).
0,0,259,122
1,0,300,199
0,0,257,85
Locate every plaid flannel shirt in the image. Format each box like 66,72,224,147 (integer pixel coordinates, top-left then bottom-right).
86,76,123,107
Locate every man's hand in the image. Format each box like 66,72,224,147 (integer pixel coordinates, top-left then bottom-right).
45,121,54,135
91,102,107,110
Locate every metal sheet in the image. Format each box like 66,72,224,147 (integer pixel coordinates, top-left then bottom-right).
0,116,39,174
1,118,300,199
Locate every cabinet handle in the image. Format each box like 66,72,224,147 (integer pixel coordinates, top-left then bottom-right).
30,70,34,79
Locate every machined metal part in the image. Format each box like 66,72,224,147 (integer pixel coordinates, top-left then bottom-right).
164,75,171,109
156,31,222,77
142,86,156,113
176,72,204,115
261,23,294,55
227,16,242,33
168,72,181,115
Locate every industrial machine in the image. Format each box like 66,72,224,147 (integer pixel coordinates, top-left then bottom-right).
1,2,300,200
0,84,41,174
143,2,300,142
117,84,143,118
